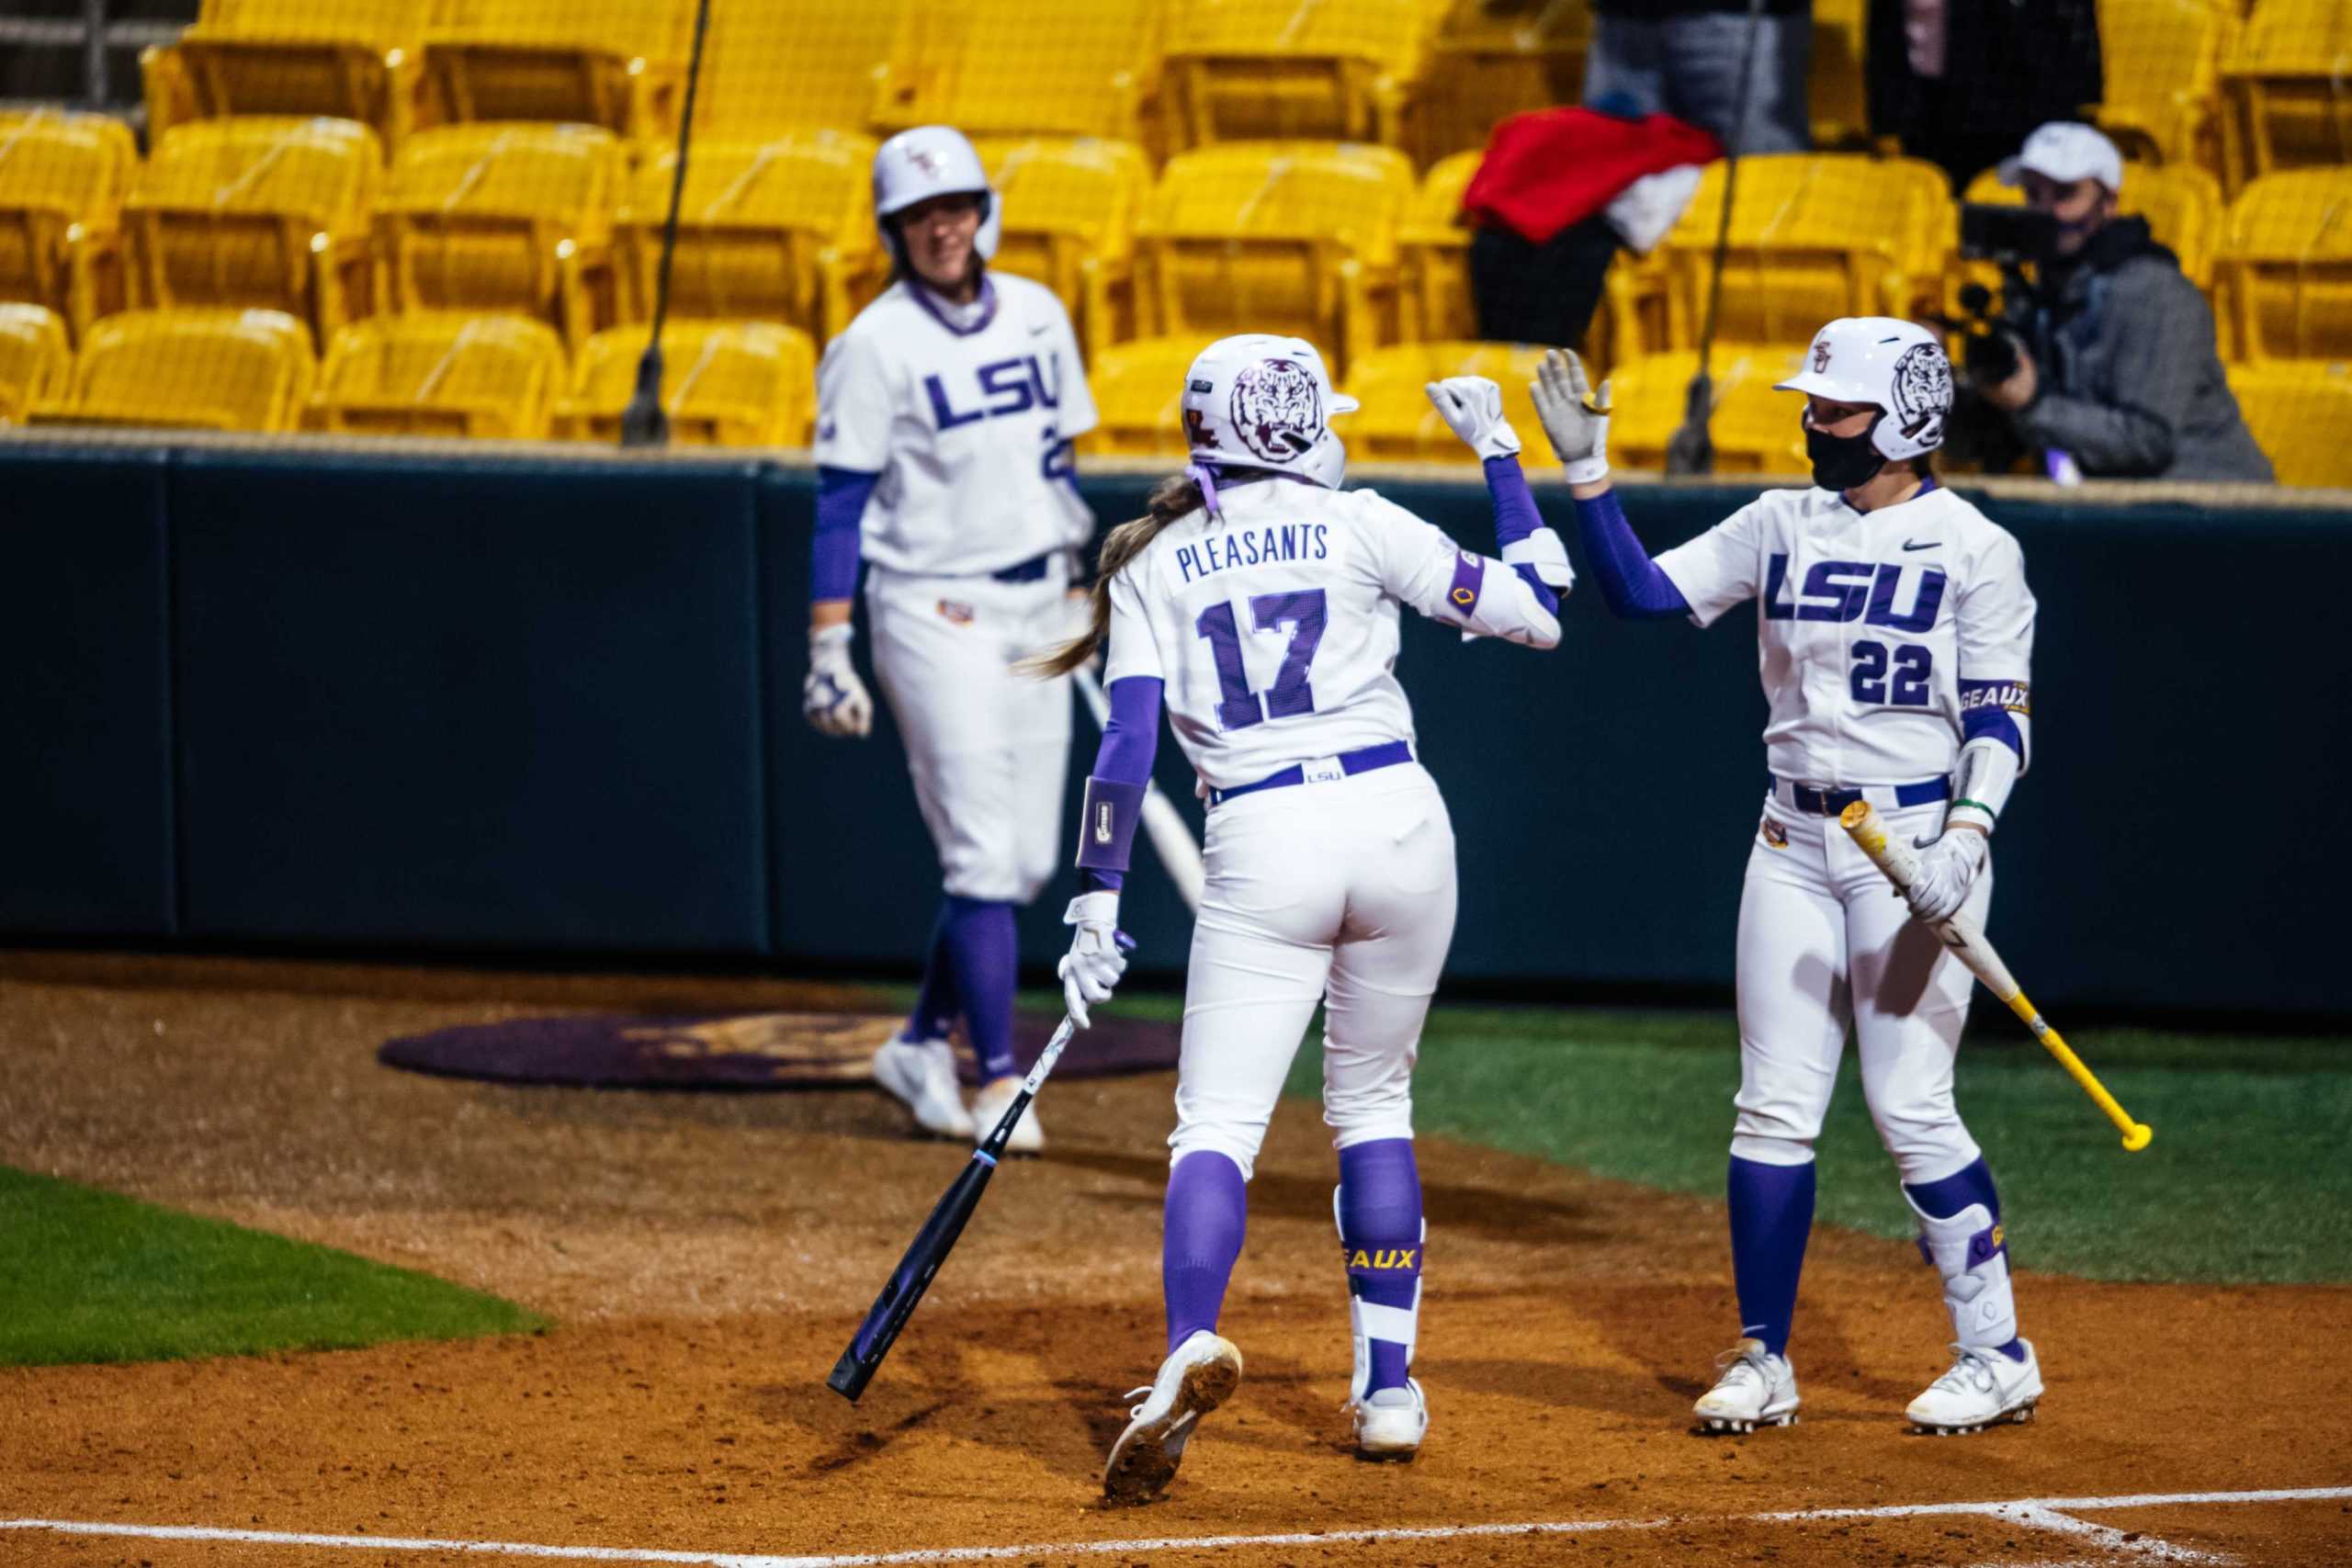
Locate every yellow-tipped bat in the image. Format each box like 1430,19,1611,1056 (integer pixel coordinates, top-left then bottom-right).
1838,800,2153,1153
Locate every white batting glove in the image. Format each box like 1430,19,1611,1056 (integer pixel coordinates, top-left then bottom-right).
1424,376,1521,461
802,623,873,739
1058,891,1132,1029
1531,348,1611,484
1901,829,1989,924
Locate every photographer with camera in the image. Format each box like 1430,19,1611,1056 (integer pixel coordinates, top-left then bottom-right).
1965,123,2271,484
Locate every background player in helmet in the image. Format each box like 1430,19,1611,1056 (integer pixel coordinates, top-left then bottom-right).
1533,320,2042,1438
1033,334,1573,1500
804,126,1097,1153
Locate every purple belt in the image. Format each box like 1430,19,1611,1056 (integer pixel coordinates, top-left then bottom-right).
1208,740,1414,807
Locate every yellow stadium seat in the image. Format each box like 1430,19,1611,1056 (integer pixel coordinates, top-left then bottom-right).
378,123,620,348
555,321,817,446
313,311,565,438
2226,360,2352,484
978,137,1150,355
1160,0,1428,151
1399,150,1479,343
2097,0,2233,175
149,0,432,147
872,0,1162,143
2222,0,2352,186
1619,155,1947,358
1958,162,2224,288
0,109,134,338
2215,168,2352,362
418,0,693,140
122,118,381,345
1408,0,1587,166
0,302,71,422
1811,0,1871,148
1080,335,1200,457
1136,141,1416,374
1605,347,1809,477
615,131,878,344
28,308,314,433
692,0,907,139
1340,341,1555,468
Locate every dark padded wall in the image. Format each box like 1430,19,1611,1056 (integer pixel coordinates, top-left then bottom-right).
0,447,176,936
0,441,2339,1014
167,450,772,953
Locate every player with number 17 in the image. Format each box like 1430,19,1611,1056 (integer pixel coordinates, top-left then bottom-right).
1029,333,1571,1501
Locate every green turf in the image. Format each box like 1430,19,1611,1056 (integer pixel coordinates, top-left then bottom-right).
1278,1008,2352,1286
0,1165,546,1368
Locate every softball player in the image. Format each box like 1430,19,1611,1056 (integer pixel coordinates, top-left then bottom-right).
804,125,1097,1154
1033,333,1572,1501
1534,320,2042,1437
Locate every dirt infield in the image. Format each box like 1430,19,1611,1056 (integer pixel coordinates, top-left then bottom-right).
3,953,2348,1567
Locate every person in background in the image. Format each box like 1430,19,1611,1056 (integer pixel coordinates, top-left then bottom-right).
1868,0,2100,190
1584,0,1813,157
1974,123,2273,484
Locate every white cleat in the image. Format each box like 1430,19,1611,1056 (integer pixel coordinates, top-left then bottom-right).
1350,1379,1429,1461
1692,1337,1801,1434
1103,1331,1243,1504
870,1036,974,1140
1907,1338,2042,1435
970,1077,1044,1154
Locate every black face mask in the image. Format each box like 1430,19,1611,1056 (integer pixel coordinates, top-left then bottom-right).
1804,412,1888,491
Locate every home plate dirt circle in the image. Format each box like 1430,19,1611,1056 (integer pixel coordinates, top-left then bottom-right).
378,1007,1180,1089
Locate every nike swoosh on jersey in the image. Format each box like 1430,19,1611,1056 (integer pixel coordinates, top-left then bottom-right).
1902,539,1939,551
1028,321,1051,335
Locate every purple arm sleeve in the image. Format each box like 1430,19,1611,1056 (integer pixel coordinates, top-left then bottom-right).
1485,456,1559,616
812,466,877,604
1574,489,1690,621
1079,675,1164,893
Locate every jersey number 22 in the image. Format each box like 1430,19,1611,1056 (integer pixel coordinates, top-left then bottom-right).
1196,590,1327,730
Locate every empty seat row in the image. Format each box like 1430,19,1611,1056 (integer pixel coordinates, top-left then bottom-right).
137,0,1589,168
0,304,814,445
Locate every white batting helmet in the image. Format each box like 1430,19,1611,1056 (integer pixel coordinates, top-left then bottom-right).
1774,317,1954,462
872,125,1001,262
1181,333,1360,491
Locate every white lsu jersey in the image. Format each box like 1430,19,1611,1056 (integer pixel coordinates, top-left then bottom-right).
815,272,1098,578
1103,479,1524,792
1655,483,2036,785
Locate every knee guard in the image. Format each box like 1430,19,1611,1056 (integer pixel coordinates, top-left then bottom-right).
1333,1186,1423,1404
1903,1190,2017,1349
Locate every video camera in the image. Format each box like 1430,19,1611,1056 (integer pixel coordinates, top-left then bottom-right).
1952,205,2060,389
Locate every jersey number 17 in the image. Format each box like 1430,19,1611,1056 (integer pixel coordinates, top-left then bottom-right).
1195,590,1327,730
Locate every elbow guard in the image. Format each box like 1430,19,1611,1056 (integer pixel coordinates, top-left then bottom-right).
1075,776,1145,874
1948,734,2023,835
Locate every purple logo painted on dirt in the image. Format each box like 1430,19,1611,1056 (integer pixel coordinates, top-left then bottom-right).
1229,357,1322,466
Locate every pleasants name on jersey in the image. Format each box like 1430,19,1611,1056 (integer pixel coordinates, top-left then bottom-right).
1175,523,1332,584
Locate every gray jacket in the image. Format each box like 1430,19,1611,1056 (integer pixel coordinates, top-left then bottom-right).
2003,218,2274,483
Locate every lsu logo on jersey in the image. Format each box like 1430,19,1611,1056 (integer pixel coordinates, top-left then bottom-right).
1764,554,1947,631
1760,815,1789,849
923,354,1063,431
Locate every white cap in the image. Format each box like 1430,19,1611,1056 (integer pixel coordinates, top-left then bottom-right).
1181,333,1359,491
1998,121,2123,195
872,125,1000,261
1774,317,1953,462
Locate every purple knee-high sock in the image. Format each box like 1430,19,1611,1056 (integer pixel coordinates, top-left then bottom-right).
1164,1150,1247,1352
1727,1156,1815,1358
941,895,1017,1082
904,900,962,1043
1338,1138,1423,1396
1905,1156,2024,1361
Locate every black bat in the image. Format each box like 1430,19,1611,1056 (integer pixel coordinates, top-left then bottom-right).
827,1017,1077,1402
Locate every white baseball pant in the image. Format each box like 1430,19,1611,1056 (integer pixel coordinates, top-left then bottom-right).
865,561,1075,905
1169,763,1458,1181
1729,795,1991,1186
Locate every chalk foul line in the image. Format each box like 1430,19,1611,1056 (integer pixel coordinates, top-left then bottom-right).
4,1484,2346,1567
